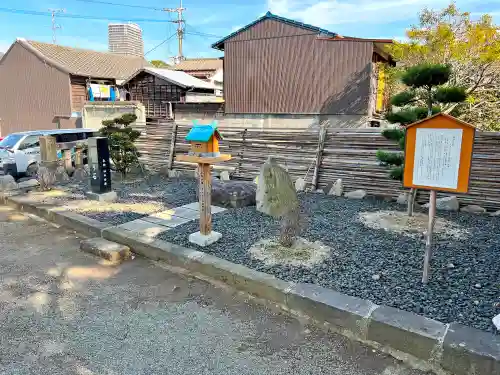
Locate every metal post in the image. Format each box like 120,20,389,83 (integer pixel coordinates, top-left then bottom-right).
422,190,437,284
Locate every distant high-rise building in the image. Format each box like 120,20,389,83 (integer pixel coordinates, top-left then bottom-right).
108,23,144,57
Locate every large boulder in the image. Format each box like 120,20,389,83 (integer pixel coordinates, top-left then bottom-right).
198,179,256,208
423,196,459,211
460,205,486,214
256,156,298,217
0,175,18,191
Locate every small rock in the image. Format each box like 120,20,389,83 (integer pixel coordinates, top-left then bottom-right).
328,179,343,197
294,178,306,192
474,283,482,289
493,314,500,331
423,196,459,211
314,189,324,194
0,175,18,191
167,169,182,178
372,274,381,281
460,205,486,214
345,189,367,199
474,300,480,305
396,192,408,205
491,210,500,217
220,171,230,181
17,179,39,189
172,285,180,292
446,263,455,269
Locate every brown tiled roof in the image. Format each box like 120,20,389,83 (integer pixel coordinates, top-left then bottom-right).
18,39,148,79
173,58,222,72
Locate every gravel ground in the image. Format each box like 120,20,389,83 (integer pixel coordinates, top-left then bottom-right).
55,175,198,225
158,193,500,333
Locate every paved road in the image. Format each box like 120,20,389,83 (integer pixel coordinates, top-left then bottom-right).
0,206,429,375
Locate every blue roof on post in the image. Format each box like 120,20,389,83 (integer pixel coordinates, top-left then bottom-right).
185,121,223,142
212,12,337,50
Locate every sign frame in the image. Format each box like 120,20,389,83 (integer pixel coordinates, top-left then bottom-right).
403,113,476,194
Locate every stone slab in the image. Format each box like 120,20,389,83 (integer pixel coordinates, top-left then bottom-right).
118,219,172,237
169,207,200,220
179,202,226,214
189,231,222,247
442,322,500,375
141,214,192,228
286,283,377,337
80,237,131,263
85,191,117,202
367,305,446,360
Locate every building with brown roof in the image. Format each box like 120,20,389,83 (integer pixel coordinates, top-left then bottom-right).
173,58,223,80
211,12,394,129
0,38,148,134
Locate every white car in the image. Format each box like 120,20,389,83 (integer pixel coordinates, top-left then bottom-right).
0,128,97,178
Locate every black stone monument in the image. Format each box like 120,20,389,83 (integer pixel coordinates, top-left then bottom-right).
88,137,112,194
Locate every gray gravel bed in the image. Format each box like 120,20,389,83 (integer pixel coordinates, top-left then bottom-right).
56,176,198,225
158,193,500,333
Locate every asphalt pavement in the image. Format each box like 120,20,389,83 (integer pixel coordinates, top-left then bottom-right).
0,205,430,375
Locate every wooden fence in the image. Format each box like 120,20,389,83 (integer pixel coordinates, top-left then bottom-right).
135,121,500,211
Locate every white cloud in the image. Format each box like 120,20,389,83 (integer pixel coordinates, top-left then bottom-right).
267,0,482,26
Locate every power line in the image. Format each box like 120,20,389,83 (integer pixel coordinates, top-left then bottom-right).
144,33,176,56
0,7,172,23
72,0,163,11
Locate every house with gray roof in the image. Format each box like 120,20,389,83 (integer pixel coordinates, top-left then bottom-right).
0,38,148,134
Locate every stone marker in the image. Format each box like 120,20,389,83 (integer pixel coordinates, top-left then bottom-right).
423,196,459,211
345,189,367,199
294,178,306,192
460,205,486,214
0,175,18,191
396,192,408,205
38,136,59,190
257,156,298,217
328,179,343,197
54,163,70,183
80,237,131,263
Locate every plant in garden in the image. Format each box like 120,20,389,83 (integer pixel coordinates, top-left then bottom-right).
386,3,500,130
99,113,141,178
377,63,466,215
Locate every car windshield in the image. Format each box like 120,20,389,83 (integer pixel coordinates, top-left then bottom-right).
0,134,23,149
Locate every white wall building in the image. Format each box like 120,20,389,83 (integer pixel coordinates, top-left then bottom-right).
108,23,144,57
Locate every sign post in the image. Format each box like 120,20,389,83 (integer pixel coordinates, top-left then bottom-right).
403,113,475,284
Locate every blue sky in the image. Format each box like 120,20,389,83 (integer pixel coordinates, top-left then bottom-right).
0,0,498,62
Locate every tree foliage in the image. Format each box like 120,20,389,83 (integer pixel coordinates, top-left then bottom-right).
385,3,500,130
100,113,141,177
150,60,170,68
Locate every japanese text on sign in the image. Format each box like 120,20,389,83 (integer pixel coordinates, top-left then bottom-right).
412,128,463,189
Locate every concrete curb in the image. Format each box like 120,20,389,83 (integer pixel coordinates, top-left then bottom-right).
2,193,499,375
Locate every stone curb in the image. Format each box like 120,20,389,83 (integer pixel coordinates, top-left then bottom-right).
2,193,499,375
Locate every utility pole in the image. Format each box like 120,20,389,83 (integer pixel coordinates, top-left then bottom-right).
49,8,65,44
163,0,186,64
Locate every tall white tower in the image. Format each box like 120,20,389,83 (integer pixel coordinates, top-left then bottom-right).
108,23,144,57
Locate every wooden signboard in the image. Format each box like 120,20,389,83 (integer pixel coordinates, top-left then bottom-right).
403,113,476,284
403,113,475,193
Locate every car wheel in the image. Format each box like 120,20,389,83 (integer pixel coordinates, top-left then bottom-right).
26,163,38,177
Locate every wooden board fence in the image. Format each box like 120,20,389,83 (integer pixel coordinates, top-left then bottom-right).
137,121,500,211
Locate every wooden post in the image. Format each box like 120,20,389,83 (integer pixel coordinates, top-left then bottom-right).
422,190,437,284
198,163,212,235
311,125,327,190
167,122,178,170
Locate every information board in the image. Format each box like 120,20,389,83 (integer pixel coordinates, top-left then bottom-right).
412,128,463,189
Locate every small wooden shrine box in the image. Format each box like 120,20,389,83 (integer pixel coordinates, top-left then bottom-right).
185,121,223,157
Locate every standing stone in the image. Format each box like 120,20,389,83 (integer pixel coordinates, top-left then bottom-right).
328,179,343,197
39,136,57,165
345,189,367,199
54,163,70,183
294,178,306,192
460,205,486,214
256,156,298,217
62,149,74,175
0,175,18,191
38,136,58,190
37,166,57,191
220,170,230,181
